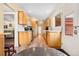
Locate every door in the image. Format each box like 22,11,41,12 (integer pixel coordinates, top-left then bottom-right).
4,12,16,45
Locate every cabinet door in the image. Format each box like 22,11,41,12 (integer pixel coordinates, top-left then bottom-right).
0,33,4,56
31,20,37,29
18,32,31,47
54,32,61,48
26,32,32,45
47,32,54,47
45,18,51,27
47,32,61,48
18,11,28,25
18,32,24,46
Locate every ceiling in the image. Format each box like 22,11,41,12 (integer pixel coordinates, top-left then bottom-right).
3,4,14,12
17,3,59,20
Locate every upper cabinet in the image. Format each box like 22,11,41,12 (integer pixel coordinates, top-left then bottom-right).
55,14,61,26
45,18,51,27
30,20,37,29
18,11,28,25
43,18,51,30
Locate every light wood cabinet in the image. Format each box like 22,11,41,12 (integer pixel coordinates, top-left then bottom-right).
18,11,28,25
0,33,4,56
55,14,61,26
43,18,51,30
45,18,51,27
46,32,61,48
30,20,37,29
18,32,32,47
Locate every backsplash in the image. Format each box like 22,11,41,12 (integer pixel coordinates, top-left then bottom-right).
18,25,24,31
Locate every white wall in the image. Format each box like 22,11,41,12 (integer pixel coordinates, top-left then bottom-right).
0,4,4,33
61,4,79,56
51,4,79,56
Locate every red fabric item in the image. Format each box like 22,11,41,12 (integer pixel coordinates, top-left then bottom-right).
65,18,73,36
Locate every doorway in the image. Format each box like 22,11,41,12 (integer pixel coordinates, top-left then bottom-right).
4,12,16,56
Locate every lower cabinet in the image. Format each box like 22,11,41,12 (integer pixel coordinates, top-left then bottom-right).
46,32,61,49
0,33,4,56
18,31,32,47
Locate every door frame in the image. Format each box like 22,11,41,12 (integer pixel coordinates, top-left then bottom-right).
4,12,18,48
